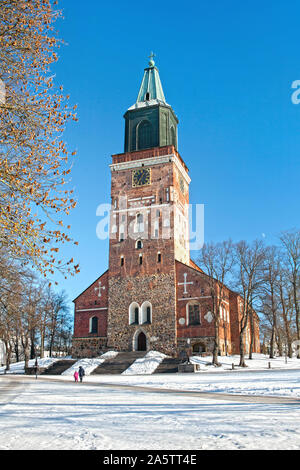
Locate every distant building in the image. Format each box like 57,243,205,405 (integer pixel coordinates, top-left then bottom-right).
72,57,260,358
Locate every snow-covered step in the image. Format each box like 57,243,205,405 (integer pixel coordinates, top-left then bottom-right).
92,351,146,375
122,351,168,375
62,351,119,376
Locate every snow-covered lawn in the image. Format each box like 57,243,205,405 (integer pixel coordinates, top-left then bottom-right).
0,375,299,450
1,352,300,377
190,353,300,372
0,357,61,375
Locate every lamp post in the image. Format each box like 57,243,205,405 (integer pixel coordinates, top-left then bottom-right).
187,338,191,363
34,356,38,379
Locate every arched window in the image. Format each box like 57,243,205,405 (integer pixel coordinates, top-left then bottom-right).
136,213,144,233
129,302,140,325
145,92,150,101
187,302,200,326
137,120,153,150
136,239,143,249
141,302,152,324
119,224,125,242
89,316,98,334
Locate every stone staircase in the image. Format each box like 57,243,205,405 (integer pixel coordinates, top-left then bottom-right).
153,357,181,374
41,359,77,375
92,351,147,375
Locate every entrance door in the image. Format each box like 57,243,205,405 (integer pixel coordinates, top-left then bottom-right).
137,332,147,351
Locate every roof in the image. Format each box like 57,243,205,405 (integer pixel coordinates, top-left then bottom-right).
127,55,170,111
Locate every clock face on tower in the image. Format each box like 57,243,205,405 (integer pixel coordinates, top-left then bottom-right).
132,168,151,187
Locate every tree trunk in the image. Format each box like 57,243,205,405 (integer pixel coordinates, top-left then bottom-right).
248,309,254,359
239,317,248,367
279,284,293,358
276,331,283,357
269,325,275,358
30,330,36,359
40,327,45,359
4,340,12,372
292,274,300,358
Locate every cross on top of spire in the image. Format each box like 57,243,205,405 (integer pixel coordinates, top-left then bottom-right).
148,51,155,67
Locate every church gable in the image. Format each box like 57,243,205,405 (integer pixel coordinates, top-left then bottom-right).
73,271,108,340
176,260,233,355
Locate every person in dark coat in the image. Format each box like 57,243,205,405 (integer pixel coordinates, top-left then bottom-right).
78,366,85,382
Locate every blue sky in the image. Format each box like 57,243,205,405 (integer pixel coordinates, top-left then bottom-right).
51,0,300,306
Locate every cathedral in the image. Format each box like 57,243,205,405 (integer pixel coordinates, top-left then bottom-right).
72,56,260,359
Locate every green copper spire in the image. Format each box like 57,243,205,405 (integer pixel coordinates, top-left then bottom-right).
124,55,179,152
134,53,166,105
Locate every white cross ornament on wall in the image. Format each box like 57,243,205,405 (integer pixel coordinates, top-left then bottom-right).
178,272,193,295
94,280,105,298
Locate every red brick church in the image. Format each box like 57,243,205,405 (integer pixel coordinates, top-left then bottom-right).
72,56,260,358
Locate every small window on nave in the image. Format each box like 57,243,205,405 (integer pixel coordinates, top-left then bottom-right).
90,316,98,334
136,239,143,250
188,303,201,326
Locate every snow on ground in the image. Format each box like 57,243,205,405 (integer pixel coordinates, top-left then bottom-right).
49,367,300,399
190,353,300,371
0,357,61,375
62,351,118,376
0,375,299,450
122,350,167,375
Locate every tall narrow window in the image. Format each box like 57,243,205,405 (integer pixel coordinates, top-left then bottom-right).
90,316,98,334
170,126,176,147
157,252,161,263
134,307,139,324
139,254,143,265
120,256,124,267
129,303,140,325
136,213,144,233
141,302,152,324
188,303,200,325
146,306,151,323
166,188,170,202
138,120,153,149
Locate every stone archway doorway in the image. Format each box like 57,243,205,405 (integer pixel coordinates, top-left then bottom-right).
137,331,147,351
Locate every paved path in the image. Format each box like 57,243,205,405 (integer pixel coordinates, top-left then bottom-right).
0,378,25,405
1,375,299,405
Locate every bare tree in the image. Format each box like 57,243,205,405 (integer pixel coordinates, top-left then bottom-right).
46,290,70,357
261,246,282,358
233,240,265,367
280,230,300,357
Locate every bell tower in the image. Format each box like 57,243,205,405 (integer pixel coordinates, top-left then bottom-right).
107,55,191,355
124,53,179,152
